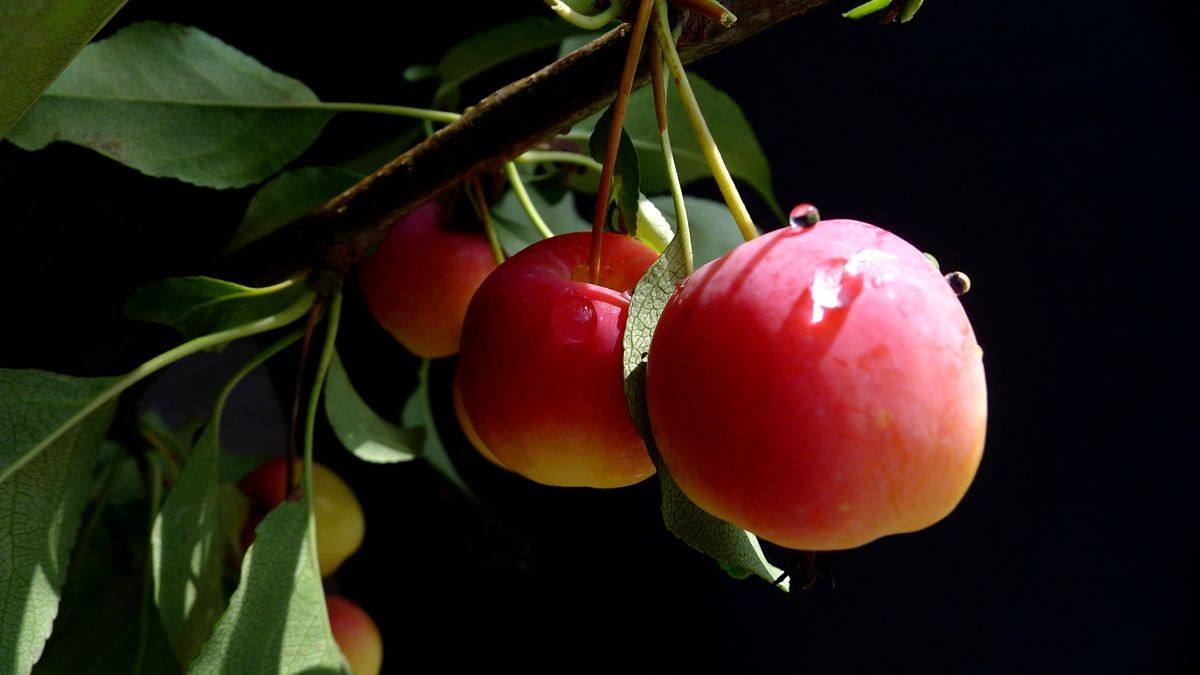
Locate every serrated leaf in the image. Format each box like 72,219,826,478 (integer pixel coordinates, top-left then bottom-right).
226,167,364,253
125,276,311,340
435,17,585,101
325,351,421,464
588,103,642,233
402,360,475,501
5,22,331,188
621,240,787,589
0,0,128,138
649,196,744,267
574,73,780,220
189,501,348,674
0,369,118,675
150,423,224,667
491,186,589,254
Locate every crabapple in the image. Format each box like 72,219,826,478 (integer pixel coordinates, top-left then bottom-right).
452,368,508,470
358,200,497,358
327,596,382,675
646,217,987,550
239,459,365,576
457,232,658,488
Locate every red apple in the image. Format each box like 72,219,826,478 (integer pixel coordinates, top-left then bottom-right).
452,368,509,470
646,219,987,550
327,596,382,675
239,459,365,576
358,200,497,358
457,232,658,488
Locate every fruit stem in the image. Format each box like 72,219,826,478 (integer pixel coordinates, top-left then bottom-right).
305,101,461,123
589,0,657,285
287,297,327,494
545,0,626,30
515,150,603,172
649,31,693,274
303,291,342,506
503,162,555,239
671,0,737,26
0,292,315,487
469,176,506,264
652,2,759,242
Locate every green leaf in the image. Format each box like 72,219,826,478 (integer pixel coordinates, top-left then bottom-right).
189,501,348,674
403,360,476,501
0,369,118,675
6,22,331,188
325,351,421,464
124,276,311,340
588,103,642,233
900,0,925,22
649,196,744,267
0,0,128,138
843,0,892,19
226,167,364,253
635,195,673,253
557,32,600,59
621,240,788,589
574,73,780,220
491,186,589,254
435,17,585,101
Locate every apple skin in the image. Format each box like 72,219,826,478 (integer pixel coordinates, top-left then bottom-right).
457,232,658,488
358,200,497,358
452,368,509,470
239,459,365,576
646,219,987,550
327,596,382,675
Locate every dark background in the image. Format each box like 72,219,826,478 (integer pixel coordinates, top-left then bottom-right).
2,1,1197,673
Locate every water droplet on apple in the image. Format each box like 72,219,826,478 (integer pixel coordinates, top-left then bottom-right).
550,294,597,344
945,271,971,296
789,203,821,229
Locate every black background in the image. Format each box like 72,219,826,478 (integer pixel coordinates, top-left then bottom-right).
2,1,1197,673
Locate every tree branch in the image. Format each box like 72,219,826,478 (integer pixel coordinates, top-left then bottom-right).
225,0,829,281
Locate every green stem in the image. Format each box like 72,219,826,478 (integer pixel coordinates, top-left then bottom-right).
651,2,758,242
516,150,603,172
503,162,555,239
545,0,626,29
214,330,304,430
0,292,314,486
649,28,693,275
302,292,342,505
469,178,506,264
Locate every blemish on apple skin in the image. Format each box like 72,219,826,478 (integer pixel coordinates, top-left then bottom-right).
550,293,597,345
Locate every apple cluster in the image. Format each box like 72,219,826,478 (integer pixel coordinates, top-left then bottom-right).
359,198,987,552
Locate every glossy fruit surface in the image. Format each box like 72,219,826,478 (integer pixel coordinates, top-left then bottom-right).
327,596,382,675
239,459,365,575
452,369,508,470
458,232,658,488
647,219,987,549
358,200,497,358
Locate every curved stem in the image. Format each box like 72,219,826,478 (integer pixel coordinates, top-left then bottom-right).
589,0,657,284
470,177,506,264
302,291,342,504
216,330,303,429
652,2,758,242
545,0,626,30
516,150,602,172
0,292,315,486
649,29,694,275
298,101,460,123
503,162,555,239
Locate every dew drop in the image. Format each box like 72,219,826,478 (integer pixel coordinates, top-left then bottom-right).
924,252,940,270
550,294,598,344
788,203,821,229
945,271,971,296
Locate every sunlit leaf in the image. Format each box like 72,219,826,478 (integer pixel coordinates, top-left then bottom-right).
125,276,312,340
325,351,421,463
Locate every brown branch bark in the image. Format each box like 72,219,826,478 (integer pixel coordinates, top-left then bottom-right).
224,0,829,281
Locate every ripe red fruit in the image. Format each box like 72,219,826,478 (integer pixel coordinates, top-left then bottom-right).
452,369,508,470
358,200,497,358
239,459,365,576
327,596,382,675
646,219,987,549
458,232,658,488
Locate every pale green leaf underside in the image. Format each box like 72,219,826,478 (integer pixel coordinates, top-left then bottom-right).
0,0,127,138
325,351,421,464
124,276,308,340
189,501,348,674
226,166,364,253
6,22,330,188
0,369,118,675
622,240,788,589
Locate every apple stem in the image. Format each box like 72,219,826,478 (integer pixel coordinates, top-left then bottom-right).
503,162,555,239
469,176,506,264
545,0,626,30
515,150,602,173
670,0,737,26
302,290,342,509
649,31,694,275
287,297,327,496
652,2,758,242
589,0,657,285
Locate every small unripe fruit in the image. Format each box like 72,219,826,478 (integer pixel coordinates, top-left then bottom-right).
358,200,497,358
239,459,365,576
327,596,382,675
458,232,658,488
452,369,508,470
647,218,987,550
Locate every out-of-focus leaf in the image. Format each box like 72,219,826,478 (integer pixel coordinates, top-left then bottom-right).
226,167,364,253
435,17,585,101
